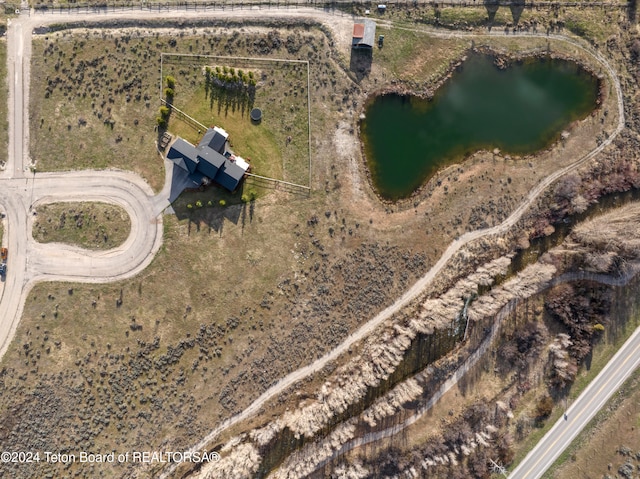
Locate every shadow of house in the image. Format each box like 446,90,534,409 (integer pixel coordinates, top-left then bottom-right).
350,48,373,83
174,201,243,235
168,161,201,204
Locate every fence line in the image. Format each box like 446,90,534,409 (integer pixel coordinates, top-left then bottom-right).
162,52,309,65
160,99,207,131
245,172,310,194
160,53,312,193
27,0,626,15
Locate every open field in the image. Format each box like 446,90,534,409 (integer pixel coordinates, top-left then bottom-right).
32,202,131,249
0,7,634,477
30,29,166,191
29,25,318,193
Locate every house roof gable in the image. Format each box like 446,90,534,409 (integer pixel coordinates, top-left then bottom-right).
197,128,227,154
167,139,199,174
196,147,226,179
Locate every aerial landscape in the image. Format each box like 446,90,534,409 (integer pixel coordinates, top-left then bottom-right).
0,0,640,478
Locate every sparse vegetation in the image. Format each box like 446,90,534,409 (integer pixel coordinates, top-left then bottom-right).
32,202,131,249
4,6,639,478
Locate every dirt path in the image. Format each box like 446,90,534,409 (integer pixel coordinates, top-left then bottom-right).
299,265,640,475
0,8,624,477
152,14,623,479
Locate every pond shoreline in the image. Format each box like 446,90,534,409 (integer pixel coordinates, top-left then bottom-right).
357,46,605,207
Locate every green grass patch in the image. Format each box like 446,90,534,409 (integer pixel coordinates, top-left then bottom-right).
373,26,467,83
163,54,310,187
564,14,611,45
33,202,131,249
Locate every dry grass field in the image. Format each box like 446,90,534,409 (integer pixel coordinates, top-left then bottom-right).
549,368,640,479
32,202,131,249
30,29,167,191
0,7,634,477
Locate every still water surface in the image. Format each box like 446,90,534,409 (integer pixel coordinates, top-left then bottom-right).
361,54,600,200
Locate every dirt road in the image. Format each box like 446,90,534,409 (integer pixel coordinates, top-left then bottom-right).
0,7,625,478
299,266,640,476
155,15,623,479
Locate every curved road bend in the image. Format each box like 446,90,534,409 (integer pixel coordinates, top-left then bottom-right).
0,12,167,359
0,7,628,479
0,170,164,359
26,172,162,282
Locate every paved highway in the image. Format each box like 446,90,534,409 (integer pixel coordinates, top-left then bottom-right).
509,325,640,479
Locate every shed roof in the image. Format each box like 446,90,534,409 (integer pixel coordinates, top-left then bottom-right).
352,19,376,48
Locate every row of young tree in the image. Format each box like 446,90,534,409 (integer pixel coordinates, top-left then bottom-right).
204,66,257,117
205,66,257,87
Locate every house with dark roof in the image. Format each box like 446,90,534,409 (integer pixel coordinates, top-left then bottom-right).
196,146,225,179
167,126,249,192
215,160,247,192
352,19,376,49
198,126,228,154
167,138,199,174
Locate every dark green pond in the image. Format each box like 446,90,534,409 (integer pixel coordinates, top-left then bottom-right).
361,54,600,200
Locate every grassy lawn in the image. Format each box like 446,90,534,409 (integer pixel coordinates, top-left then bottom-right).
32,202,131,249
163,55,310,186
372,25,467,83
